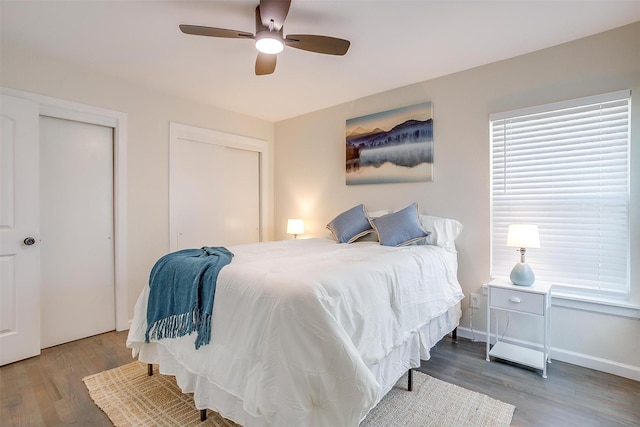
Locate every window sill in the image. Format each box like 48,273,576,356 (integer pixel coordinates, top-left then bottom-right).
550,292,640,319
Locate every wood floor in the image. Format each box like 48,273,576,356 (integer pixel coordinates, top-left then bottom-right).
1,331,638,426
1,331,131,426
419,337,640,427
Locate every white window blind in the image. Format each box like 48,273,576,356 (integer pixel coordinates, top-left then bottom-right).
490,90,630,297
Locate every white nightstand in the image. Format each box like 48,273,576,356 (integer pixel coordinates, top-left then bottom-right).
485,278,552,378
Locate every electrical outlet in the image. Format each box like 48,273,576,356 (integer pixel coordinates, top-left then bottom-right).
470,293,480,309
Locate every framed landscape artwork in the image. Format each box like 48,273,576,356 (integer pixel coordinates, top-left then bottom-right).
346,102,433,185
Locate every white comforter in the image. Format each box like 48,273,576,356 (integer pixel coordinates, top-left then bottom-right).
127,238,464,427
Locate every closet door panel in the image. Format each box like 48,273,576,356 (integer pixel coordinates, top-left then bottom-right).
224,147,260,245
173,139,226,249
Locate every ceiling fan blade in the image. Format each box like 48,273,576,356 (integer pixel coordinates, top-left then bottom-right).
259,0,291,30
255,53,277,75
284,35,350,55
179,24,254,39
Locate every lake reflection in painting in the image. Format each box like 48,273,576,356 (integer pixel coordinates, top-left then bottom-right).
346,102,433,185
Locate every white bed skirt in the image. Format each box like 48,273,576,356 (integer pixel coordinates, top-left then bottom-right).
133,303,461,427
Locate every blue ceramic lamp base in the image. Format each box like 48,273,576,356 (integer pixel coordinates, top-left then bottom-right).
510,262,535,286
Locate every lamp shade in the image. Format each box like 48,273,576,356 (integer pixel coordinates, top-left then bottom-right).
506,224,540,248
286,219,304,236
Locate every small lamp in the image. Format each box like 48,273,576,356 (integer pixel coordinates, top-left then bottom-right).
286,219,304,239
506,224,540,286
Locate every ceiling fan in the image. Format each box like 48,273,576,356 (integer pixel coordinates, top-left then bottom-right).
179,0,351,75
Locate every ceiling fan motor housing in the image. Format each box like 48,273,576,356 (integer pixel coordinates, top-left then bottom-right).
254,6,284,54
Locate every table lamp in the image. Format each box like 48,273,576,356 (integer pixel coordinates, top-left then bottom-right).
506,224,540,286
287,219,304,239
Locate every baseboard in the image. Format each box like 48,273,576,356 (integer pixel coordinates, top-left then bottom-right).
455,327,640,382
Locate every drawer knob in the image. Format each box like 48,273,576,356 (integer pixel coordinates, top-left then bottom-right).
509,296,522,303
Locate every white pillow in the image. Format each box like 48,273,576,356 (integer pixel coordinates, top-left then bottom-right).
367,209,389,219
419,214,463,252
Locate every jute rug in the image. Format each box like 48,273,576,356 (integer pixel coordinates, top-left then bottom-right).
83,361,514,427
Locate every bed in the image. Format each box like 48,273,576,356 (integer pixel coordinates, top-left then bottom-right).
127,210,464,427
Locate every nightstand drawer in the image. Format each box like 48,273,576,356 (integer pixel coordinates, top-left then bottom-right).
489,287,544,315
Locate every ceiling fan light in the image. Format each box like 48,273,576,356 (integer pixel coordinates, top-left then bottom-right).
255,33,284,54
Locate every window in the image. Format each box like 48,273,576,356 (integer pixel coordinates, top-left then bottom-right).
490,90,630,298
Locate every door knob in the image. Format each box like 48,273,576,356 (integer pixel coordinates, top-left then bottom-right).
23,237,36,246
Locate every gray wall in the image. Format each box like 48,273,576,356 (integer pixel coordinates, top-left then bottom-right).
274,22,640,379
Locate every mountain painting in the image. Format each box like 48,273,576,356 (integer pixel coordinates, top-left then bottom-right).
346,102,433,185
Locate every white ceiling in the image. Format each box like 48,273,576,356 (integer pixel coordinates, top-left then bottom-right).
2,1,639,122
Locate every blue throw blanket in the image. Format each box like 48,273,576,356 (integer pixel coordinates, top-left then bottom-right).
145,246,234,349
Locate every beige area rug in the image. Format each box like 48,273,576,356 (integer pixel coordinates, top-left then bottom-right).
83,361,514,427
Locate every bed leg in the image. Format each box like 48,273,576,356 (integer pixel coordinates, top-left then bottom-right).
408,368,413,392
147,363,153,376
452,327,458,342
200,409,207,421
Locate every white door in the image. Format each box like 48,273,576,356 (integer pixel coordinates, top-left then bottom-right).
174,139,227,249
0,94,41,365
172,138,261,250
224,147,260,245
39,116,115,348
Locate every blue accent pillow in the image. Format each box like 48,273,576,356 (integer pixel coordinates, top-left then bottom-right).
327,204,374,243
372,203,429,247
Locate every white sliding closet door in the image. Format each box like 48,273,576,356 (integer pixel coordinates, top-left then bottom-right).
39,116,115,348
224,147,260,245
171,128,261,250
173,140,226,249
